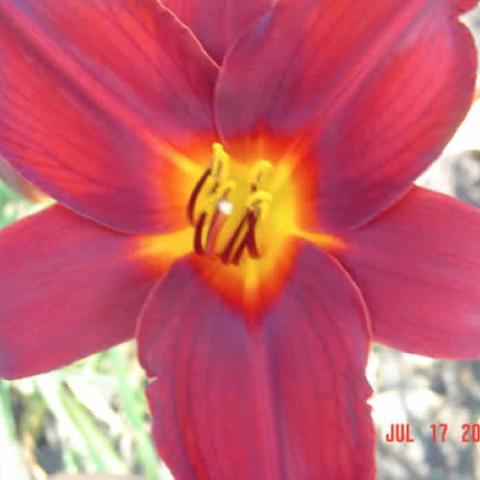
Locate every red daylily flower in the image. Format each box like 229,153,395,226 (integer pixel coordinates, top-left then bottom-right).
0,0,479,478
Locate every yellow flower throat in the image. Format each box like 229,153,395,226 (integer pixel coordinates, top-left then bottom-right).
187,143,274,265
137,139,345,310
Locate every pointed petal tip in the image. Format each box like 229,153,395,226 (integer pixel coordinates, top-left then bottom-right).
0,205,160,379
339,187,480,360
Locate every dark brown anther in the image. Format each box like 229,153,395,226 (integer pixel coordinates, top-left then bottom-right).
194,212,207,255
245,212,260,258
231,235,249,265
231,212,259,264
220,214,249,264
186,168,211,225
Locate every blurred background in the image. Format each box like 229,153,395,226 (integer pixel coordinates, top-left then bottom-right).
1,6,480,480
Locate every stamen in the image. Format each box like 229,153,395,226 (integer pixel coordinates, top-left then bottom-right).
194,212,207,255
192,178,235,256
231,212,259,265
187,167,211,225
250,160,273,192
187,144,274,265
245,212,260,258
231,233,249,265
220,214,249,264
205,209,225,255
245,191,272,209
245,191,272,223
204,187,235,256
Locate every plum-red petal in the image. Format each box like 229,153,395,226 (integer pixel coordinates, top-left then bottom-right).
216,0,477,232
457,0,479,12
0,205,160,379
138,244,374,480
337,187,480,359
0,0,218,233
161,0,273,64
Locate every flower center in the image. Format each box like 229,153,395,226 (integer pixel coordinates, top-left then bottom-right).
187,143,274,265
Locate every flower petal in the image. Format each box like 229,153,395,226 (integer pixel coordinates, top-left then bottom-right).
337,187,480,359
0,0,218,233
161,0,273,64
0,205,161,379
216,0,477,232
457,0,479,12
139,244,374,480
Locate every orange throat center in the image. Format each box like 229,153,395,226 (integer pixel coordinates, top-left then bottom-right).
137,140,344,315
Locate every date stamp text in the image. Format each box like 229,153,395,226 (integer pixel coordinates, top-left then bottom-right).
384,423,480,443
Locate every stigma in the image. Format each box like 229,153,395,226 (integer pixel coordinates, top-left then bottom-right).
187,143,273,265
